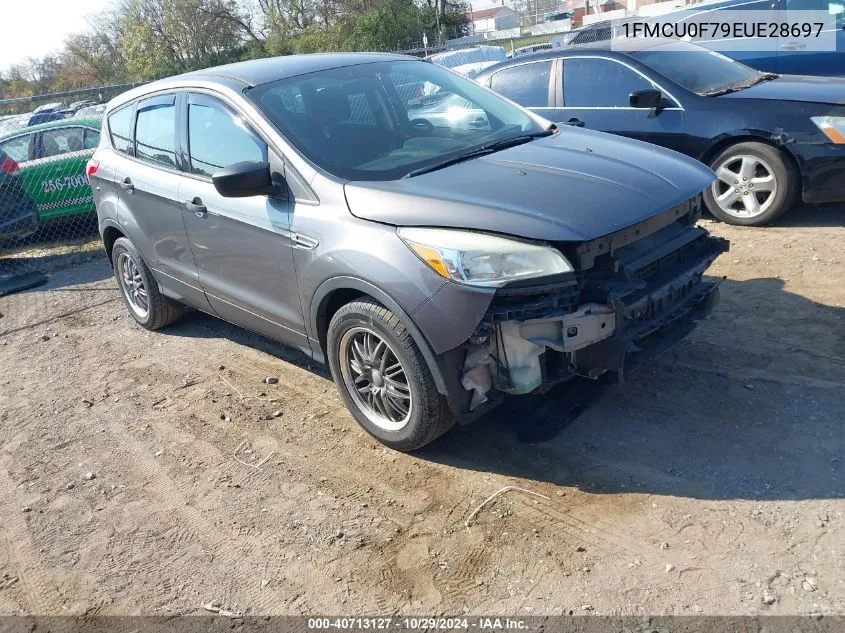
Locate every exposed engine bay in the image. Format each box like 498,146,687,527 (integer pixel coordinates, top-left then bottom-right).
459,196,729,411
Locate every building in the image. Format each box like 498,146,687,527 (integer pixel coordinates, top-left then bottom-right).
468,5,520,34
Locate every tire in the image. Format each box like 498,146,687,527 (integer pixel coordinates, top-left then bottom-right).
703,141,798,227
326,298,455,451
112,237,183,330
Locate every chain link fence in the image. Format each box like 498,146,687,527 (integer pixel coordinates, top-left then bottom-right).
0,85,147,294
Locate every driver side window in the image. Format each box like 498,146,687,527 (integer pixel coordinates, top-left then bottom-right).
187,94,268,178
563,58,672,107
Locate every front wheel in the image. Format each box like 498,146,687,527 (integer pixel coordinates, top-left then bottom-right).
703,141,798,226
327,298,454,451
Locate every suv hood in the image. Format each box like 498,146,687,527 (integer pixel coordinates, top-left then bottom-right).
720,74,845,106
344,128,714,243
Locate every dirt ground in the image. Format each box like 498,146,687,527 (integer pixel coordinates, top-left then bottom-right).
0,204,842,618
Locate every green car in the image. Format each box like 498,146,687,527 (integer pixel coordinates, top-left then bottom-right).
0,117,101,220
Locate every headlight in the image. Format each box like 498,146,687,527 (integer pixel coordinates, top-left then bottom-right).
811,116,845,144
398,227,573,287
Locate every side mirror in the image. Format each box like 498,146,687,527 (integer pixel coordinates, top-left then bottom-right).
629,89,664,110
212,161,281,198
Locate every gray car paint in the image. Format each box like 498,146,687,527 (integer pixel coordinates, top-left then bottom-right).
345,126,715,242
90,53,716,406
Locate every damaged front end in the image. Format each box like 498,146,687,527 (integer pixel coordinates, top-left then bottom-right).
457,196,728,417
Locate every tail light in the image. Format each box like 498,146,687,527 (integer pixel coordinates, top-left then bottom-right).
0,157,19,174
86,158,99,182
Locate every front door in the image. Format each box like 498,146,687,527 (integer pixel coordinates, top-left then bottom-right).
553,56,689,155
179,92,307,351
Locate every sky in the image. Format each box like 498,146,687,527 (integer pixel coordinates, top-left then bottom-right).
0,0,112,73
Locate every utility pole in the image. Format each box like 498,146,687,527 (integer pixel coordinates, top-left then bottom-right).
435,0,442,45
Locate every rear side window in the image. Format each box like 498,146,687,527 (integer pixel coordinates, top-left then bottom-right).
490,61,553,107
40,127,85,158
108,106,133,154
0,135,31,163
84,129,100,149
187,94,267,177
135,97,177,168
563,58,652,107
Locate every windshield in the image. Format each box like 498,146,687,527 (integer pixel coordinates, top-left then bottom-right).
246,60,545,181
632,43,763,96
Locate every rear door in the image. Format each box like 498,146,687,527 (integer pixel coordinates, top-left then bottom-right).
552,56,689,154
179,91,307,349
31,125,99,219
110,93,206,308
776,0,845,75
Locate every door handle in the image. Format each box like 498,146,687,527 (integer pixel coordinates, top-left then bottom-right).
780,42,806,50
119,178,134,194
565,118,585,127
185,197,207,218
292,233,319,250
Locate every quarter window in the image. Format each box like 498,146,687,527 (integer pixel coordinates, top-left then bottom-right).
84,129,100,149
108,106,134,154
187,95,267,177
563,58,653,107
0,135,31,163
41,127,85,158
135,97,177,168
490,61,554,107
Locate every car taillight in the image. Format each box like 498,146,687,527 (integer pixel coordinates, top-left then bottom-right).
0,157,19,174
86,158,99,182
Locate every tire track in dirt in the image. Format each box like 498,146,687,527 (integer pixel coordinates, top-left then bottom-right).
0,456,76,624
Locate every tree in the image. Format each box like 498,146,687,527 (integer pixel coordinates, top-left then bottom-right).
344,0,422,51
117,0,252,80
0,0,477,100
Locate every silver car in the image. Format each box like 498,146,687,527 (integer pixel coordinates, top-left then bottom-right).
88,53,727,451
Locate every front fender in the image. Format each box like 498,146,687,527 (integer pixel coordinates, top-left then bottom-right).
310,275,451,396
700,128,799,164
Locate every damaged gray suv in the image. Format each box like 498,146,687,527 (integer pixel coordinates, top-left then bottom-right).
89,53,728,451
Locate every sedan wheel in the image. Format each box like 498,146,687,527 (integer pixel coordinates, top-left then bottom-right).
339,326,412,432
703,141,798,227
711,154,777,220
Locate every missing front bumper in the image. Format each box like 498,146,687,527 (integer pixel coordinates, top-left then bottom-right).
459,221,729,409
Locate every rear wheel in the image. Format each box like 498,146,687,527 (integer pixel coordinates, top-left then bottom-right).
327,298,454,451
112,237,183,330
703,141,798,226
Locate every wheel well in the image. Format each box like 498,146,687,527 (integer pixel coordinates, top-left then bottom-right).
700,135,802,193
102,226,125,264
316,288,366,359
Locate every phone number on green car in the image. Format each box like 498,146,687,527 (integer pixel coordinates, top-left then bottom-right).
42,173,88,193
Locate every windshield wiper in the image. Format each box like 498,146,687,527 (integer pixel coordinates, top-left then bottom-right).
703,72,779,97
404,130,554,179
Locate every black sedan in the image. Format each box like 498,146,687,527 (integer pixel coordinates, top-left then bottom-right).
475,40,845,226
0,148,38,244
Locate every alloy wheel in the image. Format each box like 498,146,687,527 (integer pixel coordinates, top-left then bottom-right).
117,252,149,319
711,154,778,220
338,326,413,432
